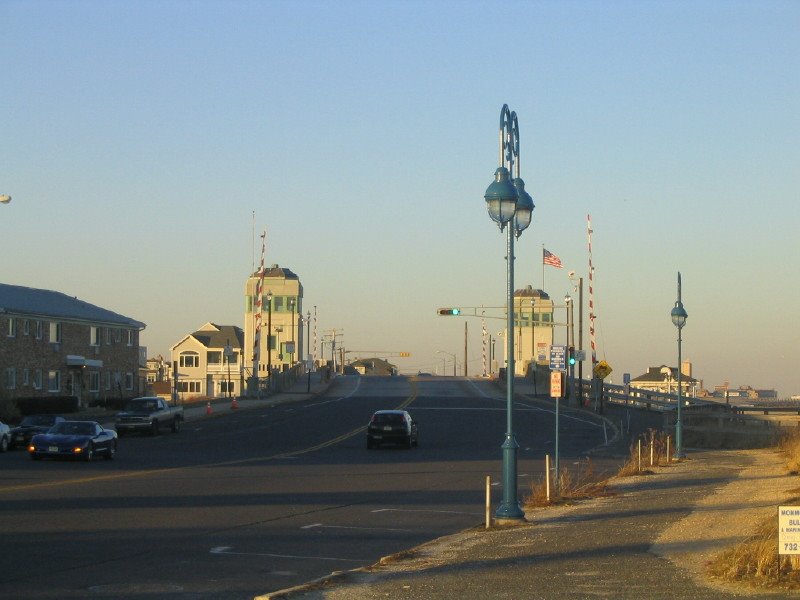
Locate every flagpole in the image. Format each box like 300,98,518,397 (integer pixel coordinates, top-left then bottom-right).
541,245,545,291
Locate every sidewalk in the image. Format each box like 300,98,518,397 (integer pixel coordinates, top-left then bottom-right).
179,371,332,422
263,446,799,599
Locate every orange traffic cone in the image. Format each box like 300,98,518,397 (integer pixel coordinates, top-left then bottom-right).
206,401,213,415
231,397,238,410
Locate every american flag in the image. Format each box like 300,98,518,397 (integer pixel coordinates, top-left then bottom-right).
543,248,563,268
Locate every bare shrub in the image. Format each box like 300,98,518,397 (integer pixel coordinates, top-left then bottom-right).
524,458,609,509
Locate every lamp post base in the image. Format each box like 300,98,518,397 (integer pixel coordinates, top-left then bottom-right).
495,435,525,522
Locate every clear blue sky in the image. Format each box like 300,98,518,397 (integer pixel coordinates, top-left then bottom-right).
3,1,798,396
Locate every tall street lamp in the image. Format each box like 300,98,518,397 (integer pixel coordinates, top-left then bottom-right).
289,298,296,365
484,104,534,522
266,291,273,391
305,311,312,392
0,195,11,204
671,272,688,458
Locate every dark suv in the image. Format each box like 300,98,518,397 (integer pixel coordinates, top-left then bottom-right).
367,410,418,449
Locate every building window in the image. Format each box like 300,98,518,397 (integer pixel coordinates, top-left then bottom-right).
23,320,30,336
127,329,134,346
48,370,61,392
88,372,99,393
124,372,133,390
220,381,235,393
35,320,42,340
114,328,121,343
105,327,111,345
33,369,42,390
207,351,222,365
7,317,16,337
49,322,61,343
274,296,284,311
180,352,199,368
224,351,239,365
90,326,101,346
5,368,15,390
178,381,201,393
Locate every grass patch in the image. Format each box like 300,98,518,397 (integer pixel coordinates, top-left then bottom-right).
617,429,674,478
524,458,610,509
706,427,800,589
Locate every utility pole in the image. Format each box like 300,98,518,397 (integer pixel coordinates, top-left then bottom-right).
464,322,468,377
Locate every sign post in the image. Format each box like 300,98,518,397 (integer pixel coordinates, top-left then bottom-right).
548,351,567,494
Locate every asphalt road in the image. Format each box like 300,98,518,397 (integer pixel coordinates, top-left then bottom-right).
0,375,641,600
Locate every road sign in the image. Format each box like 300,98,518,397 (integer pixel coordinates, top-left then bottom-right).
593,360,613,380
779,506,800,555
550,371,565,398
549,345,566,371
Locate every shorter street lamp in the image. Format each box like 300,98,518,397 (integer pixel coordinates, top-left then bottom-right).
671,272,688,458
0,195,11,204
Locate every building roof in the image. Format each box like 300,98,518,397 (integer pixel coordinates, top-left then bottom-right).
514,285,550,300
0,282,145,329
631,365,698,385
188,323,244,349
251,264,299,280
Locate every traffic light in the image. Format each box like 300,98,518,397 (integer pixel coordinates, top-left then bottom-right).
437,308,461,316
399,352,411,357
568,346,576,366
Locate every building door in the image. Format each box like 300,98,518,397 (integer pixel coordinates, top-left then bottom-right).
70,371,82,405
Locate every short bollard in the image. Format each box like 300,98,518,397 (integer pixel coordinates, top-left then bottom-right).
667,435,671,463
485,476,492,529
545,454,551,503
637,439,642,473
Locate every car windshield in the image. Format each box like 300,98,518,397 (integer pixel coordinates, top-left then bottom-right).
373,413,405,424
21,415,55,426
126,399,157,411
50,422,95,436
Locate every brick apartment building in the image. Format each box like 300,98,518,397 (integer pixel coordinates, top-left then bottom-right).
1,283,146,406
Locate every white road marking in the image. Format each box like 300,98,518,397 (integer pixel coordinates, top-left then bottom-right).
210,546,364,562
301,523,412,532
371,508,482,516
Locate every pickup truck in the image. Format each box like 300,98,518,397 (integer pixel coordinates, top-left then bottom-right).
115,396,183,436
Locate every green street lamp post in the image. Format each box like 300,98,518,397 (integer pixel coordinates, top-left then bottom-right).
484,104,534,522
290,298,296,365
305,311,312,392
266,291,273,391
671,272,688,458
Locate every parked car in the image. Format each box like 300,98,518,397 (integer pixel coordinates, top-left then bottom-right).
367,410,418,449
28,421,117,461
0,421,10,452
115,396,183,436
9,414,65,450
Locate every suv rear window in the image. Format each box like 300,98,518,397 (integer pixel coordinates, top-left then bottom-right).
373,413,404,424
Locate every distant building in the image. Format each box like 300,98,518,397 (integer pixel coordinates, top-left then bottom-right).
710,384,778,403
243,265,304,383
170,323,244,399
350,358,396,376
503,286,555,376
0,282,145,405
630,364,699,396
